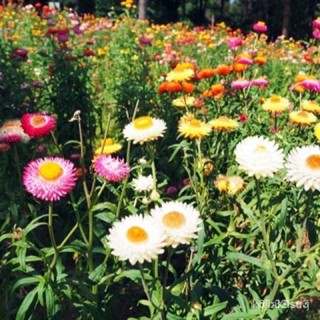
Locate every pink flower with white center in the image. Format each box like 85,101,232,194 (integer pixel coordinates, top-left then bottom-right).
301,79,320,92
21,113,56,138
0,119,31,144
251,78,269,88
231,79,251,90
23,157,77,201
253,21,268,33
93,155,130,182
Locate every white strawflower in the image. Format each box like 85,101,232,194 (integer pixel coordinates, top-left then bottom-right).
123,116,167,144
107,215,166,265
285,145,320,191
132,175,154,192
150,201,202,248
234,136,284,179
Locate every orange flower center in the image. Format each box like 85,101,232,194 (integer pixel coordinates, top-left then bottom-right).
126,226,148,243
31,115,46,127
39,162,63,180
297,111,309,118
190,119,202,127
270,96,281,103
306,155,320,170
162,211,186,229
133,116,153,130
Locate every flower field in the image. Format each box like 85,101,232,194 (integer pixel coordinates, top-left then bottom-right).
1,2,320,319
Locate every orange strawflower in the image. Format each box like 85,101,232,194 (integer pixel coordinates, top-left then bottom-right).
158,81,182,93
181,82,194,93
215,64,232,76
232,62,247,72
254,55,267,65
197,68,215,79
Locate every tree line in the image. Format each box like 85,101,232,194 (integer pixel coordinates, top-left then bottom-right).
22,0,320,40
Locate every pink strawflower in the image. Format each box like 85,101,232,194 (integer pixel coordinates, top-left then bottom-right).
231,79,251,90
23,157,77,201
0,119,31,144
253,21,268,32
312,28,320,40
227,37,243,50
301,79,320,92
93,155,130,182
21,113,56,137
236,56,253,65
312,17,320,29
251,78,269,87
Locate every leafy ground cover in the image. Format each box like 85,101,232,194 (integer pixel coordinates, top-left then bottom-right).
0,2,320,319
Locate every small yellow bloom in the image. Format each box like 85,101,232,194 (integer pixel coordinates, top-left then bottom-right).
172,96,195,108
210,116,239,132
314,123,320,140
95,138,122,155
262,95,290,113
289,110,317,126
178,113,211,140
301,100,320,114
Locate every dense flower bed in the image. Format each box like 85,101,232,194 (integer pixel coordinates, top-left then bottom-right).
0,3,320,319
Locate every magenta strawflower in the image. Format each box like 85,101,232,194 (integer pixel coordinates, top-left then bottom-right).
93,155,130,182
231,79,251,90
251,78,269,87
0,119,31,143
21,113,56,137
23,157,77,201
301,79,320,92
253,21,268,32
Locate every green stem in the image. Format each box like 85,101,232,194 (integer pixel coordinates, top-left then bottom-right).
13,144,24,204
254,178,279,279
48,202,59,270
77,117,91,209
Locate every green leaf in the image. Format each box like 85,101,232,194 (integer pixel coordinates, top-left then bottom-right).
16,287,37,320
89,263,107,283
227,252,271,270
204,301,228,316
11,276,41,294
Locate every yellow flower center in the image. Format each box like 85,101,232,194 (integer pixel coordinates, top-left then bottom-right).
162,211,186,229
31,115,46,127
101,138,113,146
39,162,63,180
190,119,202,127
133,116,153,130
257,21,265,26
126,226,148,243
270,96,281,103
306,155,320,170
297,111,308,118
256,145,267,152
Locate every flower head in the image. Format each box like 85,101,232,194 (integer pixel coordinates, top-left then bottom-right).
94,138,122,155
210,116,239,132
215,175,245,195
23,157,77,201
172,96,196,108
150,201,202,248
289,111,317,126
93,155,130,182
123,116,167,144
285,145,320,191
261,95,290,113
132,175,154,192
21,113,56,137
178,113,211,139
253,21,268,32
107,215,166,265
0,119,31,144
234,136,284,179
231,79,251,90
166,63,195,82
301,100,320,114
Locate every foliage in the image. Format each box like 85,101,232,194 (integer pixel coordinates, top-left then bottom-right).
0,2,320,320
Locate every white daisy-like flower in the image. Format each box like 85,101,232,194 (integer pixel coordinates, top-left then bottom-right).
123,116,167,144
285,145,320,191
234,136,284,179
107,215,166,265
132,174,154,192
150,201,202,248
